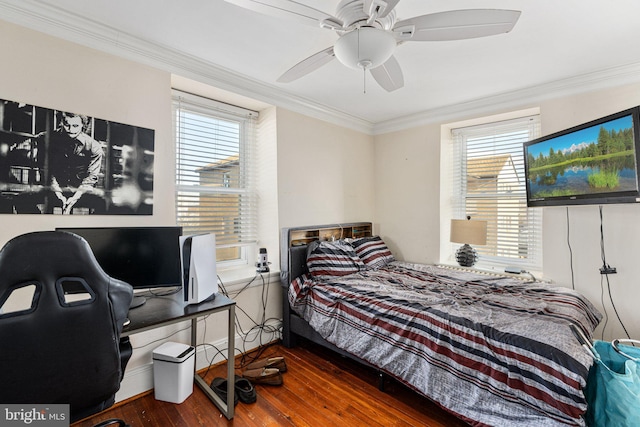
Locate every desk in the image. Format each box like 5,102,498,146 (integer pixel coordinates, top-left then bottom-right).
122,292,235,419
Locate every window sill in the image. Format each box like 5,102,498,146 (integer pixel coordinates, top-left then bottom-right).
217,265,280,294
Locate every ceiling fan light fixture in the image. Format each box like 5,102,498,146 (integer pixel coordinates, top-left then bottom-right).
334,27,396,70
242,0,521,92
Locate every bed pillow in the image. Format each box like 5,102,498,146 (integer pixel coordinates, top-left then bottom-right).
306,240,364,279
351,236,395,269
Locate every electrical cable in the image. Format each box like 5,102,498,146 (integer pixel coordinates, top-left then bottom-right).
604,272,631,340
196,307,246,378
192,269,283,380
129,265,282,386
217,271,282,369
131,322,193,350
599,274,609,340
522,270,537,282
599,206,608,268
566,207,575,290
598,205,631,340
236,274,281,359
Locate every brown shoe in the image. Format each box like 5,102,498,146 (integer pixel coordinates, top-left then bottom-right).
245,356,287,373
242,367,283,386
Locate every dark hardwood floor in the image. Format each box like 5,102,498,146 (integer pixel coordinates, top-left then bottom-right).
73,339,469,426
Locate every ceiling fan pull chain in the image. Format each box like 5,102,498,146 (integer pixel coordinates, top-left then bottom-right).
363,67,366,94
357,27,366,94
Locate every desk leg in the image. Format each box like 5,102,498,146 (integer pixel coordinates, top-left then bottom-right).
192,305,235,419
227,304,235,417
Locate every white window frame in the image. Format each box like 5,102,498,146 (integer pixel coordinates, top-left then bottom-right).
173,90,258,268
442,109,542,273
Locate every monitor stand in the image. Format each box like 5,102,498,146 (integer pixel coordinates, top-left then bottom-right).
124,295,146,328
129,295,147,309
202,293,216,303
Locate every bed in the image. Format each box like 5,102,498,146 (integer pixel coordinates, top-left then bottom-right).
279,223,602,427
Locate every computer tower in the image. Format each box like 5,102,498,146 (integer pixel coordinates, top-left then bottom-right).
179,233,217,305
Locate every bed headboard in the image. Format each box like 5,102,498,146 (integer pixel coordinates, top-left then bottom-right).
279,222,372,288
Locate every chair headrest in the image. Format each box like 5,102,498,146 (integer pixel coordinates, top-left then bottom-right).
0,231,104,289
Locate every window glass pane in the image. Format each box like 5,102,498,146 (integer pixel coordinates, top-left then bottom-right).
174,92,257,263
176,110,241,188
452,116,542,270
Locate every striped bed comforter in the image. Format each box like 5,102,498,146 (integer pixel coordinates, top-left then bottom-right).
288,262,601,427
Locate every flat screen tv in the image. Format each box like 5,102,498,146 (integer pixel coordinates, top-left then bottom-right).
524,107,640,207
57,226,183,307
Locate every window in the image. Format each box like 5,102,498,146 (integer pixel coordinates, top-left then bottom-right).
173,91,258,264
451,115,542,271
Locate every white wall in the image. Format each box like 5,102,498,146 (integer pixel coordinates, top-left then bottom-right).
538,84,640,341
0,19,180,400
0,20,175,237
0,20,375,402
374,125,441,263
0,21,284,401
374,82,640,342
276,108,375,230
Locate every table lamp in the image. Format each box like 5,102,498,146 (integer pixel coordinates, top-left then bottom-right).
450,216,487,267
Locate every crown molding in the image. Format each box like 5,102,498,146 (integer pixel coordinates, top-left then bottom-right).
3,0,640,137
0,0,375,134
372,61,640,135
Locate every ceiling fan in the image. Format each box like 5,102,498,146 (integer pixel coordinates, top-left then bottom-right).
223,0,521,92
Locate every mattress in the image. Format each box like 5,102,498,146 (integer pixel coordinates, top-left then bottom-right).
288,262,601,427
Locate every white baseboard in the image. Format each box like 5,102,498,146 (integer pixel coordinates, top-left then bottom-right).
115,319,282,402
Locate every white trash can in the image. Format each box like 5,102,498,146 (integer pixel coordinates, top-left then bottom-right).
152,342,196,403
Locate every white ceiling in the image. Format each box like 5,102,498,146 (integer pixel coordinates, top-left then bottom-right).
3,0,640,134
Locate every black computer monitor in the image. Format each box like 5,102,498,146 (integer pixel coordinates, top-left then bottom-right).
56,226,182,308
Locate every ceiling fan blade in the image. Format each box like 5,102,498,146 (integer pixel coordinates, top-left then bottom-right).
370,55,404,92
393,9,521,41
223,0,344,30
364,0,401,19
277,47,336,83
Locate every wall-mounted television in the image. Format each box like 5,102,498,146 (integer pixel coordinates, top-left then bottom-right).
57,226,182,307
524,107,640,207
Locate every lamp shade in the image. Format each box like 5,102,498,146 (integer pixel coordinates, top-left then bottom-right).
334,27,396,70
450,219,487,246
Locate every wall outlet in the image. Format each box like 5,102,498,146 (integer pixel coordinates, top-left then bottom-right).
600,266,617,275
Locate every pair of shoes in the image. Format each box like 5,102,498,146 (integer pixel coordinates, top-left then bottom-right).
234,375,257,404
242,367,283,386
210,377,239,406
245,356,287,373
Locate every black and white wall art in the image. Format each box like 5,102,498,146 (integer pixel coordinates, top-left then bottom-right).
0,98,154,215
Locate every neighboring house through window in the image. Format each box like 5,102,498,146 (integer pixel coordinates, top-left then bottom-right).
448,113,542,272
173,90,258,265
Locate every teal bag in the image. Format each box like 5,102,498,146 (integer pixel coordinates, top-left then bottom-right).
584,340,640,427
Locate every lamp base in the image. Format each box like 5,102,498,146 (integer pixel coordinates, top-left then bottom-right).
455,244,478,267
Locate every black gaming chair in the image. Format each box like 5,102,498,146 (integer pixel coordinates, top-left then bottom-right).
0,231,133,424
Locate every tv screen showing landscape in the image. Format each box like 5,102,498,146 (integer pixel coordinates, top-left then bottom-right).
524,108,640,206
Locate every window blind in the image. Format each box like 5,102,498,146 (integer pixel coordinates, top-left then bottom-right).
452,115,542,271
173,91,258,262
